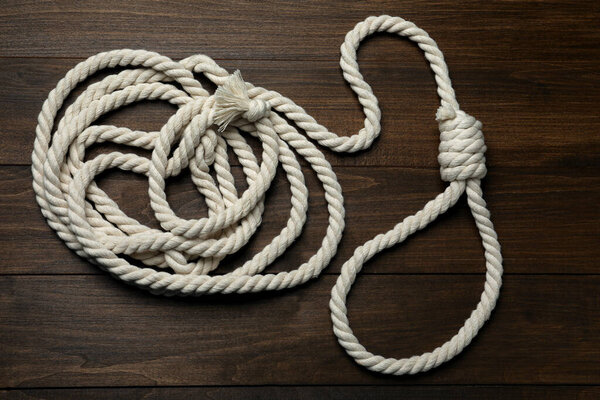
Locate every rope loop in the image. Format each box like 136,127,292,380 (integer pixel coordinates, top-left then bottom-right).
32,15,502,376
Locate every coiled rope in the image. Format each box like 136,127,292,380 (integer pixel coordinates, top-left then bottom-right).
32,15,503,375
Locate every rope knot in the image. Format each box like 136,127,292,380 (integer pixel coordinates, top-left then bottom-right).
245,98,270,122
214,70,271,132
436,106,487,182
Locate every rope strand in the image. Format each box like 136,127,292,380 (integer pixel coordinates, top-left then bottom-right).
32,15,503,375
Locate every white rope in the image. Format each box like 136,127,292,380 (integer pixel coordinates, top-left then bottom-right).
32,15,502,375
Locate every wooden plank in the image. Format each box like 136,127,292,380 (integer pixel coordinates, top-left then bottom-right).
0,0,598,62
1,386,599,400
0,275,598,387
1,165,598,275
1,54,598,168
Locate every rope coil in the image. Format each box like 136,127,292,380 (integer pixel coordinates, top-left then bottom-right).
32,15,503,375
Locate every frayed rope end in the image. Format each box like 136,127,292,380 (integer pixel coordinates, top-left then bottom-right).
214,70,250,132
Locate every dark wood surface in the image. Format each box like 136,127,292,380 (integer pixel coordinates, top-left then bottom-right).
0,1,598,399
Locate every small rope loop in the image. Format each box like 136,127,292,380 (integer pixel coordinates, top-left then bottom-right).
437,106,487,182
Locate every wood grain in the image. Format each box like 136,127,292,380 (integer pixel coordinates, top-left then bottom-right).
0,0,598,63
1,275,598,387
1,386,599,400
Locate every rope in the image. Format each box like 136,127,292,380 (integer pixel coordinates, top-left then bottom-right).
32,15,503,375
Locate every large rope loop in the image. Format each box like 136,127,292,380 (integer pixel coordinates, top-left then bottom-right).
33,49,345,293
32,15,502,375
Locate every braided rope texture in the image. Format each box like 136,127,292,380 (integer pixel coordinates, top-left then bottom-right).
32,15,503,375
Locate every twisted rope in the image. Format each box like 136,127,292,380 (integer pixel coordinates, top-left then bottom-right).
32,15,502,375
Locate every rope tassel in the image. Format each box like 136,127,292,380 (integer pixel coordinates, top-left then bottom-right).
214,70,271,131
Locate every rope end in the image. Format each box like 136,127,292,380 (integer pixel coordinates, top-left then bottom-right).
214,70,249,131
214,70,270,131
435,105,456,122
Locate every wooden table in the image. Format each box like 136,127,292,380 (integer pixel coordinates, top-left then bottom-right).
1,1,598,398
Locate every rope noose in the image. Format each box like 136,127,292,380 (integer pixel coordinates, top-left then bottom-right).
31,15,503,375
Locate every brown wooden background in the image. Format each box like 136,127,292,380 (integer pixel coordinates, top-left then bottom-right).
1,1,599,399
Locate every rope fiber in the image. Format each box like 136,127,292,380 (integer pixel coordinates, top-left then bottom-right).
32,15,503,375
